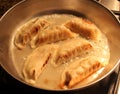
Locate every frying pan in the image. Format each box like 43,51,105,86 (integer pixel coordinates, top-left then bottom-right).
0,0,120,92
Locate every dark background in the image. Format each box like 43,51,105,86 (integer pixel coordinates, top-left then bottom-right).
0,0,22,17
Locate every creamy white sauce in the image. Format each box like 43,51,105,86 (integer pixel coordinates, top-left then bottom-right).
12,14,110,90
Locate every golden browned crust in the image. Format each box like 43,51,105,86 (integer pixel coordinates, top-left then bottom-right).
64,18,101,41
14,18,50,49
50,37,93,67
30,25,78,48
60,57,104,89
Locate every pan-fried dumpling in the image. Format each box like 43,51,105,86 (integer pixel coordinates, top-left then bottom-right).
14,18,50,49
30,25,78,48
22,44,58,83
64,18,101,41
60,57,104,89
50,37,92,67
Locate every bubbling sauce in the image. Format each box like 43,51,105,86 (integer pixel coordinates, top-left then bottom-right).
12,14,110,90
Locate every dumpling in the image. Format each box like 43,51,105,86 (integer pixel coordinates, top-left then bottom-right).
31,25,78,48
14,18,38,49
60,57,104,89
14,18,50,49
50,37,93,67
64,18,101,41
22,44,58,83
30,25,78,48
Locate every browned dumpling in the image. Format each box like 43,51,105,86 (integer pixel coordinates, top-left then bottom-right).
64,18,101,41
22,44,58,83
14,18,50,49
60,57,104,89
14,14,110,90
30,25,78,48
50,37,93,67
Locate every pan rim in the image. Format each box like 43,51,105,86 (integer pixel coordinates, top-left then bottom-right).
0,0,120,91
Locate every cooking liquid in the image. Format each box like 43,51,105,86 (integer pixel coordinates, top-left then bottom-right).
11,14,110,90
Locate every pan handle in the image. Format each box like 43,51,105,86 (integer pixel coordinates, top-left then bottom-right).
112,63,120,94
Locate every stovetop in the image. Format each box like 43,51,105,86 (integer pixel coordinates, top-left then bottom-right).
0,0,120,94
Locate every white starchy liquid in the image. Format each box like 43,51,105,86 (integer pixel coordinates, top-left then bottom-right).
12,14,110,90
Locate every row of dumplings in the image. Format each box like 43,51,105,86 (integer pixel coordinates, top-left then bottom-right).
14,16,105,89
14,17,101,49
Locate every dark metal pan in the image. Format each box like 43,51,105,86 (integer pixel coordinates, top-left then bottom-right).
0,0,120,92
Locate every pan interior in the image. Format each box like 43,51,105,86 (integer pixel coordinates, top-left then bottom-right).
0,0,120,91
11,11,110,90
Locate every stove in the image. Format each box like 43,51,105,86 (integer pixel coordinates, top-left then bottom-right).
0,0,120,94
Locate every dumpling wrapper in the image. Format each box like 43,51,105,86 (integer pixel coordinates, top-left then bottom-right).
64,18,101,41
22,44,58,84
50,37,93,67
60,57,105,89
30,25,78,48
14,18,50,49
